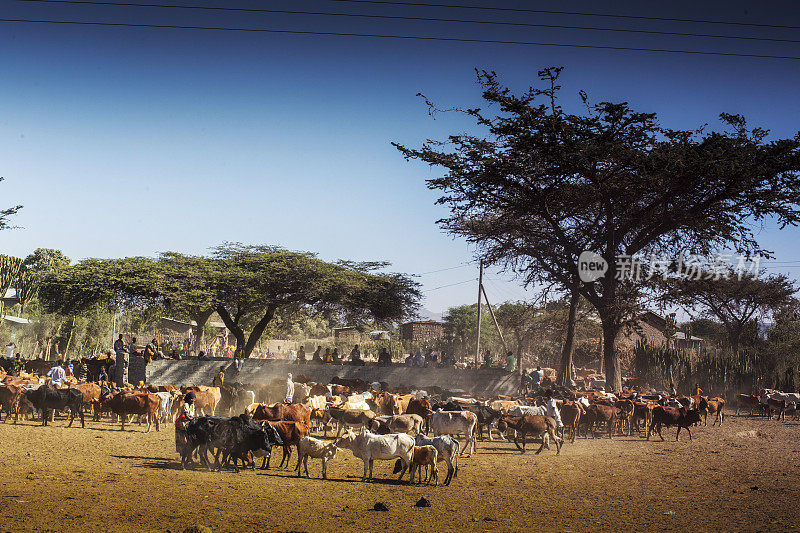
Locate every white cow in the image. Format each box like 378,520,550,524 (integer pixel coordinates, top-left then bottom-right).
335,428,414,482
153,392,174,424
296,436,338,479
430,410,478,457
509,404,547,417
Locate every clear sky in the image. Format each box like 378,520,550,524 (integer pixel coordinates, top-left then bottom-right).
1,0,799,314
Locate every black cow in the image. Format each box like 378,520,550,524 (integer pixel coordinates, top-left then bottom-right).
647,406,702,441
25,386,85,428
473,405,503,440
183,415,283,472
217,383,248,416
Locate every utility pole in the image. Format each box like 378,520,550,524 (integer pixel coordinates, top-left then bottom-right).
475,259,483,370
481,284,508,354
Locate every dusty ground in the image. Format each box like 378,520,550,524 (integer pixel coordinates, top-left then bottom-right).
0,413,797,532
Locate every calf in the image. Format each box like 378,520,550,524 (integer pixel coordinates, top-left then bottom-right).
647,406,702,441
499,415,561,454
409,445,438,485
296,436,338,479
705,398,725,426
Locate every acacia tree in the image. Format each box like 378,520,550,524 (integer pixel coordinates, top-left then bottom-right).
396,68,800,391
155,252,220,353
665,270,796,358
212,244,420,357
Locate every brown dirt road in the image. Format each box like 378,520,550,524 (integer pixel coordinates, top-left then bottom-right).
0,414,797,532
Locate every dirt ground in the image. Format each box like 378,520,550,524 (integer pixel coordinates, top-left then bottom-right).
0,413,797,532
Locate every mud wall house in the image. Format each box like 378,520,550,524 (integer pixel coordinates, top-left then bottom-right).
616,310,702,357
334,326,363,343
400,320,445,343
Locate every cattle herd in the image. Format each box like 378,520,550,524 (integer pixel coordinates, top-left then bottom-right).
1,369,798,487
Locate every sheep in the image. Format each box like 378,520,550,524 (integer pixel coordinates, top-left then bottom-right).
296,436,338,479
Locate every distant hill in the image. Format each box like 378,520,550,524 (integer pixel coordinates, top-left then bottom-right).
416,308,444,322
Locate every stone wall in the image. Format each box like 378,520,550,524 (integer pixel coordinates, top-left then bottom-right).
143,359,520,397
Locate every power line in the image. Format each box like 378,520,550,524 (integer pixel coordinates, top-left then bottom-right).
422,278,475,292
3,17,800,60
12,0,800,45
417,262,473,276
320,0,800,31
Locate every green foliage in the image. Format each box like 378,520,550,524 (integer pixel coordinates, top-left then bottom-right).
21,248,70,273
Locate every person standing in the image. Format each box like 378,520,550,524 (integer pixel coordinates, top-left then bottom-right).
545,393,564,429
143,339,158,363
5,342,15,359
114,336,130,387
47,360,66,388
213,366,225,388
285,373,294,404
296,345,307,364
504,351,516,373
531,366,542,390
11,354,23,376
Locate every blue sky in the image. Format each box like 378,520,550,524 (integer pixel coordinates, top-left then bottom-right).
1,0,799,314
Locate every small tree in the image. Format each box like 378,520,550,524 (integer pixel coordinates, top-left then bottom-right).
664,270,795,359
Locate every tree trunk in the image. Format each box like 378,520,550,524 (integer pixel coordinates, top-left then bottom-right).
215,307,247,356
243,305,277,357
557,289,580,386
215,305,278,358
602,319,622,392
191,308,215,355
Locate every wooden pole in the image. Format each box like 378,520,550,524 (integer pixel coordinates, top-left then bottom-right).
475,260,483,370
481,284,508,353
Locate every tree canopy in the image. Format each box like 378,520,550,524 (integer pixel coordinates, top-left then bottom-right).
39,244,421,357
396,67,800,391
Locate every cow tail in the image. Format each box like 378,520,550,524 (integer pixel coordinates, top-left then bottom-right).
453,439,460,477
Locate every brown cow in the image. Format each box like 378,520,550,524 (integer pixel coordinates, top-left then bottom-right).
705,398,725,426
251,403,311,427
647,406,702,441
406,398,433,432
69,382,101,420
560,401,582,443
632,402,655,436
261,421,309,469
0,384,22,422
736,394,759,416
498,415,561,454
583,403,616,439
100,391,160,432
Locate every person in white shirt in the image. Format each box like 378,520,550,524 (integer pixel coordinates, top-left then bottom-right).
47,361,67,388
285,373,294,404
6,342,16,359
545,394,564,428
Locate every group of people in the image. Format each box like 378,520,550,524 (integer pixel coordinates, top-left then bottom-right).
293,344,394,366
481,349,518,373
403,348,457,368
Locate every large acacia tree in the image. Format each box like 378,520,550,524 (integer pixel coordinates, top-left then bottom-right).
212,244,420,357
41,246,421,358
396,68,800,391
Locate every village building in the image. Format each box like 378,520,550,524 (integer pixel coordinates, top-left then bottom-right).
400,320,445,343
